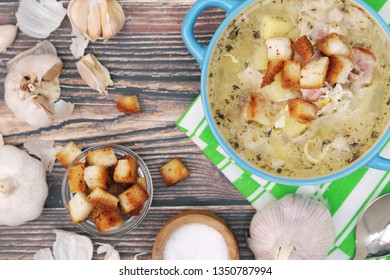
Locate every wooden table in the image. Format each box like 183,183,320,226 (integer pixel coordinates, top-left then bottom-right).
0,0,256,260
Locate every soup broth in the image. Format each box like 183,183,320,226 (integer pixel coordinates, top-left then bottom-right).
207,0,390,178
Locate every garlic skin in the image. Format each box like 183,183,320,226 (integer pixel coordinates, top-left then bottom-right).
0,25,18,53
0,144,48,226
4,41,74,127
16,0,66,39
97,243,121,260
68,0,125,42
248,194,335,260
23,140,62,173
34,248,55,260
76,53,113,94
52,230,93,260
70,35,89,59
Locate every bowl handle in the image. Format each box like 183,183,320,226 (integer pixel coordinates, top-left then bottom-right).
365,154,390,171
182,0,242,67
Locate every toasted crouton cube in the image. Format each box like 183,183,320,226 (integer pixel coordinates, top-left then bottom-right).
317,33,351,56
137,177,147,190
55,142,82,169
118,184,149,213
107,182,127,197
261,60,284,88
288,98,318,124
126,206,142,216
84,165,110,190
86,147,118,167
87,187,119,210
113,156,138,184
240,93,273,126
282,60,301,89
68,192,94,224
327,55,354,84
292,35,315,64
300,57,329,89
92,208,124,233
116,96,141,114
266,37,293,61
68,163,87,193
159,157,191,187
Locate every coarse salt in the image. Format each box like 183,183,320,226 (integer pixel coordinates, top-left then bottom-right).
163,223,229,260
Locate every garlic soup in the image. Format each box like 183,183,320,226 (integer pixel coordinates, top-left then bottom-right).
207,0,390,178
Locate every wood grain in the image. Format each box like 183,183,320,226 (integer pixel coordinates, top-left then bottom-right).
0,0,256,260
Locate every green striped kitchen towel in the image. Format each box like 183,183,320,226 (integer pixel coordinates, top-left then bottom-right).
177,0,390,260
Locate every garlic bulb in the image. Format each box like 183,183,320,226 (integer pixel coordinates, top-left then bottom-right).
0,25,18,53
0,143,48,226
248,194,335,260
16,0,66,39
76,53,113,94
53,230,93,260
4,41,74,127
68,0,125,42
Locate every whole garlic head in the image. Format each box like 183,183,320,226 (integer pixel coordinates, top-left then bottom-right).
4,41,74,128
248,194,335,260
68,0,126,42
0,143,48,226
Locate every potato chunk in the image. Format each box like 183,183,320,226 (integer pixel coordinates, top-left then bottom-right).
159,157,191,187
260,15,295,40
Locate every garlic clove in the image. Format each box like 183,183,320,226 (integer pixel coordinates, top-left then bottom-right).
76,53,113,94
0,25,18,53
100,0,126,42
248,194,335,260
53,230,93,260
16,0,67,39
67,0,89,37
87,0,103,41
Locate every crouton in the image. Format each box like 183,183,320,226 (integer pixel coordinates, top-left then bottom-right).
282,60,301,89
113,156,138,184
118,184,149,213
86,147,118,167
125,206,142,216
92,208,124,233
67,163,87,193
159,157,191,187
300,57,329,89
317,33,351,56
137,177,147,190
107,182,127,197
288,98,318,124
327,55,354,84
240,93,273,126
67,192,94,224
292,35,315,64
84,165,110,190
87,187,119,210
261,60,284,88
55,141,82,169
266,37,293,61
116,95,141,114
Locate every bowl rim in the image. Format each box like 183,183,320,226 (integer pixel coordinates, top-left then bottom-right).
61,143,153,236
200,0,390,185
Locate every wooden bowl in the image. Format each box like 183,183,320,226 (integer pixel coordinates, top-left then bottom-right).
152,210,239,260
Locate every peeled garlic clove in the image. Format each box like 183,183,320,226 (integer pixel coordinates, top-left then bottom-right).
53,230,93,260
76,53,113,94
68,0,125,42
16,0,66,39
0,145,48,226
0,25,18,53
248,194,335,260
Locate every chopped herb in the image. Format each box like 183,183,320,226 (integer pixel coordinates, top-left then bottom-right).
371,131,379,139
233,84,240,90
226,44,233,52
253,30,261,39
209,73,214,78
227,26,240,40
215,109,225,120
277,168,283,174
350,143,360,149
256,154,262,161
263,129,272,138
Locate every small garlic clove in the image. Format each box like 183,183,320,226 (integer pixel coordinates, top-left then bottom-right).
16,0,66,39
100,0,126,42
76,53,113,94
0,25,18,53
53,230,93,260
67,0,89,37
87,0,103,41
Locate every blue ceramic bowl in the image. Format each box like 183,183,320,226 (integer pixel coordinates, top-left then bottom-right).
182,0,390,185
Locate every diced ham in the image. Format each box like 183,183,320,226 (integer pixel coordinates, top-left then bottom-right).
350,46,376,85
301,88,324,102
